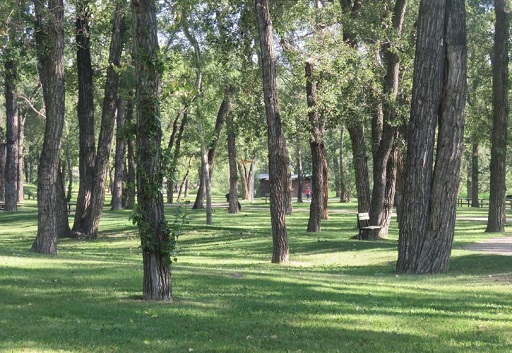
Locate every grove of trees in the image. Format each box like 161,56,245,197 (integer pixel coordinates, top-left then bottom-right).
0,0,509,299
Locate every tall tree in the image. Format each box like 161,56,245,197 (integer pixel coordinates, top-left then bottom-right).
79,2,126,237
368,0,408,239
306,60,326,232
131,0,171,300
73,0,96,233
31,0,69,254
4,44,19,211
255,0,290,263
486,0,509,232
397,0,467,274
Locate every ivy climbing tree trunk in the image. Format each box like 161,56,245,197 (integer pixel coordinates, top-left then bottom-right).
397,0,467,274
486,0,509,232
132,0,171,300
256,0,290,264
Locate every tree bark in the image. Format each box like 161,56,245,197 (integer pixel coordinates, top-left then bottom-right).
306,60,325,232
368,0,408,240
73,0,96,233
4,57,19,211
486,0,509,232
80,4,126,237
226,89,239,214
256,0,290,264
397,0,467,274
17,113,25,202
132,0,171,300
32,0,68,254
112,96,127,211
124,98,136,209
471,142,480,207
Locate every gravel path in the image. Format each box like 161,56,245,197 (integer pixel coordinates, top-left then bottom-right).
460,235,512,256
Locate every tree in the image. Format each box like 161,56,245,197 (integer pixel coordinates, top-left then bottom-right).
397,0,467,274
79,1,126,237
131,0,172,300
486,0,509,232
255,0,290,264
31,0,69,254
73,0,96,234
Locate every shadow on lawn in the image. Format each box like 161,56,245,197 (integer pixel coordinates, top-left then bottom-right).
1,254,511,353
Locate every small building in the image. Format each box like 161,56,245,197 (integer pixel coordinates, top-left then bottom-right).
257,174,311,197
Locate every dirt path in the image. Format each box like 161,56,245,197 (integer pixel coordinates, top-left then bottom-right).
460,236,512,256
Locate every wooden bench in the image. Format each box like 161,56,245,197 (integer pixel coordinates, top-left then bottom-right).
357,212,381,239
0,201,25,211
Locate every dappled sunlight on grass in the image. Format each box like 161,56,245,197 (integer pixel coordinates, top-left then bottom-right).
1,200,512,352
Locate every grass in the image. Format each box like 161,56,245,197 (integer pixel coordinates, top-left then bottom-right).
0,197,511,352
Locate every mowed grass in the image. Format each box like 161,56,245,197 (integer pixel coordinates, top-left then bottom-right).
0,198,511,353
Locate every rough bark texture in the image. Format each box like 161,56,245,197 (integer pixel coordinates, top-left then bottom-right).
32,0,67,254
368,0,408,240
112,97,126,211
81,4,125,237
486,0,509,232
73,1,96,233
132,0,171,300
306,60,325,232
124,99,136,209
348,123,371,213
226,91,239,214
397,0,467,274
4,58,19,211
256,0,289,264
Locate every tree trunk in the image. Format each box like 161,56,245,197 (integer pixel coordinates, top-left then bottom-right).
338,126,349,202
226,95,239,214
306,60,325,232
132,0,171,300
80,4,125,237
486,0,509,232
124,98,136,209
368,0,408,240
17,113,25,202
73,1,96,233
397,0,467,274
296,146,303,203
471,142,480,207
256,0,289,264
348,123,371,213
0,144,5,201
4,57,19,211
112,96,127,211
193,87,231,209
32,0,67,254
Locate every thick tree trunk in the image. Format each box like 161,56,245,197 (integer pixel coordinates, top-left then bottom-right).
112,97,127,211
32,0,67,254
348,123,371,213
397,0,466,274
132,0,171,300
73,1,96,233
256,0,289,263
80,5,125,237
368,0,408,240
486,0,509,232
4,58,19,211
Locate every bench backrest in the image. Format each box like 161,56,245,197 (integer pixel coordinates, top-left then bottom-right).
357,212,370,228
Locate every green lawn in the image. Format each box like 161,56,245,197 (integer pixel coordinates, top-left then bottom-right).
0,198,511,352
